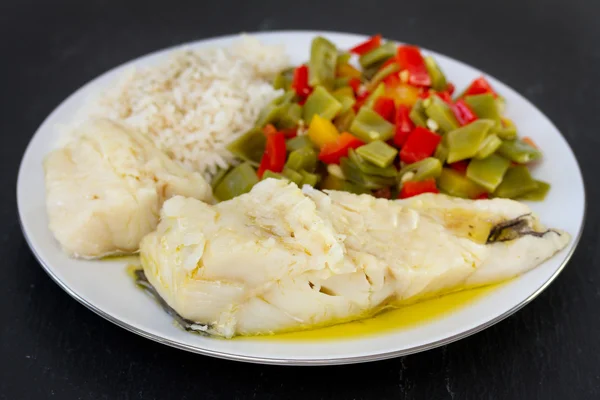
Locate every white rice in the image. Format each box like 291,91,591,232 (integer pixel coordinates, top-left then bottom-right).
70,35,288,179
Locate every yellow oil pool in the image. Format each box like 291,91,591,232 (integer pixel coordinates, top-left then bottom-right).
242,283,504,342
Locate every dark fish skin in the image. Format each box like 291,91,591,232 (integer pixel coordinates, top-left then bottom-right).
486,213,560,243
134,269,211,335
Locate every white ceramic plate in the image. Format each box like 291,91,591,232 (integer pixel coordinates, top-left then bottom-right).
17,31,585,365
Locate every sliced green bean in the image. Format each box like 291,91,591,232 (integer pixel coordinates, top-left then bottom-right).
272,90,297,106
446,119,496,163
464,94,501,123
302,86,342,124
334,77,351,90
262,170,287,181
336,52,352,66
475,134,502,159
286,135,316,152
364,83,386,108
214,162,259,201
320,173,345,191
340,157,396,189
356,140,398,168
437,168,486,199
493,165,538,198
332,88,356,114
517,180,551,201
409,99,428,127
466,154,510,192
367,62,400,92
309,36,338,89
210,167,232,190
424,95,459,133
333,109,356,133
255,103,285,128
434,142,449,164
350,107,395,142
398,157,442,182
300,170,320,187
497,139,542,164
282,168,304,185
226,127,266,166
342,181,371,195
285,146,317,173
272,67,294,91
495,125,517,140
348,148,397,177
362,60,387,81
359,42,396,69
279,103,303,129
424,56,447,92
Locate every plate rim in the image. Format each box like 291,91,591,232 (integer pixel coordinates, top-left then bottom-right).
16,29,588,366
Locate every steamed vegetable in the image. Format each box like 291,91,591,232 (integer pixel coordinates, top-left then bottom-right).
214,162,259,201
466,154,510,192
257,131,286,178
318,133,364,164
348,148,397,177
356,140,397,168
309,37,337,89
308,114,340,148
223,35,549,202
303,86,342,123
350,107,395,142
446,119,495,163
399,178,438,199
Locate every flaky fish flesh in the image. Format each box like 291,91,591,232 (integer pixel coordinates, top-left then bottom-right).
44,118,212,258
139,179,569,338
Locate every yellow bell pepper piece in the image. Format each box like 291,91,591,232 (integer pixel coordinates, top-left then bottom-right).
385,83,420,107
308,114,340,148
336,63,362,79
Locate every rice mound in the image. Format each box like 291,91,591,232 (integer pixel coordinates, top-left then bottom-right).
77,35,288,179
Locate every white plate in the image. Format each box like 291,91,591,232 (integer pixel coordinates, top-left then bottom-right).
17,31,585,365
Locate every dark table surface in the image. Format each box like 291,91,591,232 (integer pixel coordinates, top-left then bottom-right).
2,0,599,398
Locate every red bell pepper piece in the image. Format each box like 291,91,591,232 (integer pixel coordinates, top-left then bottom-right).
464,76,497,97
349,34,382,55
373,96,396,123
436,91,453,105
452,99,478,126
421,90,452,103
263,124,278,137
383,72,401,88
318,132,365,164
291,65,312,97
418,89,432,100
475,193,489,200
393,105,414,147
446,82,455,96
449,160,469,174
282,128,298,138
399,178,439,199
257,132,286,178
348,77,361,93
399,127,441,164
396,45,431,87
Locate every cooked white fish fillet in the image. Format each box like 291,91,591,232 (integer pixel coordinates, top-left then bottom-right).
140,179,569,338
44,118,212,258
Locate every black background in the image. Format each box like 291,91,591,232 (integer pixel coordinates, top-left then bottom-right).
2,0,599,399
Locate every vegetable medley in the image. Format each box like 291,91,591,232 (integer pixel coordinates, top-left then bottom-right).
214,34,549,202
